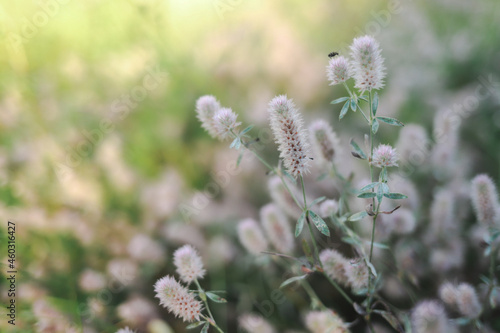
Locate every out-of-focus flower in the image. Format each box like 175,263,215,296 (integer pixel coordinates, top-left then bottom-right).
411,300,454,333
268,176,302,219
456,283,482,319
154,275,202,323
380,208,416,236
213,107,241,140
304,310,349,333
196,95,221,138
320,249,349,286
238,313,276,333
345,260,369,293
371,144,398,168
326,56,352,86
395,124,429,166
260,203,294,254
79,269,107,293
116,328,135,333
471,174,500,227
173,245,206,284
33,299,79,333
268,95,311,178
127,234,166,264
106,259,138,287
319,199,339,218
237,218,268,255
309,120,341,167
117,296,158,327
350,35,386,91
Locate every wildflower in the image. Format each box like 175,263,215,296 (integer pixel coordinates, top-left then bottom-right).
349,35,386,91
471,174,500,227
154,275,202,322
116,328,135,333
438,282,458,306
345,259,369,293
268,176,302,219
127,234,165,264
319,199,339,218
237,218,268,255
309,120,341,166
429,189,456,236
117,296,158,327
260,203,294,254
304,310,349,333
326,56,352,86
78,269,106,293
213,107,241,140
395,124,429,165
173,245,206,284
196,95,221,138
239,313,276,333
320,249,349,286
268,95,311,178
456,283,482,319
411,301,453,333
371,144,398,168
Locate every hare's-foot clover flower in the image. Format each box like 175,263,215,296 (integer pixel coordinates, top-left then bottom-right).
471,174,500,227
173,245,206,284
326,56,352,86
350,35,386,91
237,218,268,255
260,203,294,254
154,276,202,322
238,313,276,333
115,327,135,333
196,95,221,138
411,301,453,333
213,107,241,140
371,144,398,168
309,120,341,167
320,249,350,286
319,199,338,218
268,95,311,178
305,310,349,333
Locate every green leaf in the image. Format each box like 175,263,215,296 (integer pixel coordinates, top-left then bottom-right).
377,185,384,203
230,137,241,149
372,92,379,116
309,196,326,208
383,193,408,200
380,183,390,194
236,152,244,167
372,118,379,134
349,211,368,221
201,322,210,333
206,292,227,303
350,139,367,160
372,242,390,249
302,239,314,266
377,116,404,127
358,95,369,102
186,322,206,329
379,167,388,182
295,211,307,237
339,101,350,120
373,310,402,332
350,98,356,111
280,274,308,289
309,210,330,236
366,261,378,277
282,170,297,185
357,192,376,199
360,182,379,192
342,236,361,245
353,302,367,315
240,125,254,135
331,96,349,104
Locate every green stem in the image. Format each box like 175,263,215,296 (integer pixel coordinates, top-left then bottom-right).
322,272,354,305
486,242,499,305
194,279,224,333
301,280,327,309
307,219,322,268
300,175,308,209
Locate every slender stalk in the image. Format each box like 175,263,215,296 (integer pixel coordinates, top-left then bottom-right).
486,243,499,305
194,279,224,333
322,272,354,305
301,280,327,309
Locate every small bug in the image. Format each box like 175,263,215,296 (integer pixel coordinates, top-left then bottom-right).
328,51,339,58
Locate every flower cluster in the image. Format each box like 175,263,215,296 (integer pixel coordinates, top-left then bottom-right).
196,95,241,140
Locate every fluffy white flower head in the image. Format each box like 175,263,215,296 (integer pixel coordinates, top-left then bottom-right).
116,327,135,333
309,120,341,166
237,218,268,255
213,107,241,140
350,35,386,91
471,174,500,227
196,95,221,138
173,245,206,283
372,144,398,168
260,203,294,254
326,55,352,85
154,275,202,322
268,95,311,178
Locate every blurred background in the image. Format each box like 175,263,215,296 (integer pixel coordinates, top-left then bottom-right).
0,0,499,332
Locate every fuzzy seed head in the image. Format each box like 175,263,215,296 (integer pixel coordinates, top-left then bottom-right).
319,199,339,218
116,328,135,333
237,218,268,255
350,35,386,91
320,249,350,286
326,56,352,86
309,120,341,166
456,283,482,319
153,275,202,322
471,174,500,227
260,204,294,254
213,107,241,140
411,301,451,333
345,259,369,293
429,189,456,236
438,282,458,307
239,313,276,333
382,208,416,235
371,144,398,168
304,310,349,333
173,245,206,284
268,95,311,178
196,95,221,138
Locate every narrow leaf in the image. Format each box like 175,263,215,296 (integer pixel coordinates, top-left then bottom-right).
280,275,308,289
358,95,369,102
383,193,408,200
309,196,326,208
350,98,356,111
366,261,378,277
339,101,350,120
377,116,404,127
240,125,254,135
229,137,239,149
373,310,402,332
342,236,361,245
282,170,297,185
236,152,244,167
350,139,367,160
377,185,384,203
331,96,349,104
186,322,206,329
357,192,376,199
380,183,390,194
353,303,367,315
295,211,307,237
372,118,379,134
206,292,227,303
309,210,330,236
201,322,210,333
372,242,390,249
348,211,368,221
372,92,379,116
360,182,379,192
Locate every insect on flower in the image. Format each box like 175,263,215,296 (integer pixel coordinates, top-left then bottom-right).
328,51,339,58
